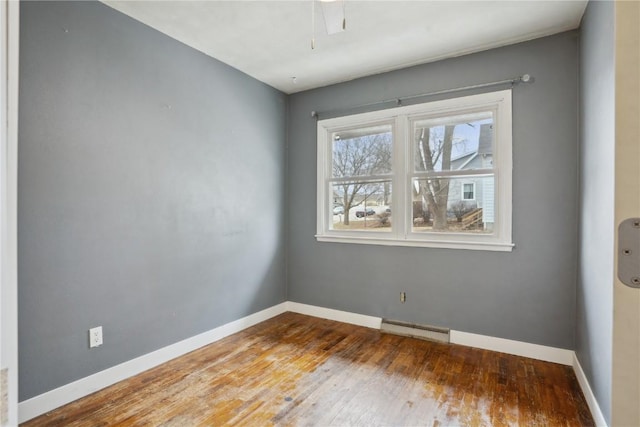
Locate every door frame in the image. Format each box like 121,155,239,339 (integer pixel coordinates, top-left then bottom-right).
612,1,640,425
1,0,20,425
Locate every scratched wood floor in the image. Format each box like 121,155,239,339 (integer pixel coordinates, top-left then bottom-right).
23,312,594,427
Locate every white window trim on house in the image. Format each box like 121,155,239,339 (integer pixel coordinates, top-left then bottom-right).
462,182,476,201
316,90,514,252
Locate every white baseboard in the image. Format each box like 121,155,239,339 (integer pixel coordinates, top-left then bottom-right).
287,304,573,366
19,301,603,427
285,301,382,329
572,353,608,427
450,330,574,365
18,302,289,423
285,302,574,366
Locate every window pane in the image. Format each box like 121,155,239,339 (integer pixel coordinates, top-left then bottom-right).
411,176,494,234
463,183,475,200
330,181,392,232
414,113,493,173
332,124,392,178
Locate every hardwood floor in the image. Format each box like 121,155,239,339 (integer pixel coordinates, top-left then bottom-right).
22,312,594,426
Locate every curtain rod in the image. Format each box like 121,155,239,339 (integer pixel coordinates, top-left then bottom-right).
310,74,533,120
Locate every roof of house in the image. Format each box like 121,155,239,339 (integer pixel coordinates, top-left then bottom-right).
478,124,493,155
449,123,493,170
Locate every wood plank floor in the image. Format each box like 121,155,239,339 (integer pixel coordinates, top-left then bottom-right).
22,312,594,426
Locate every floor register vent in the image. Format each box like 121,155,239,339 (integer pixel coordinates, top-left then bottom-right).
380,319,450,343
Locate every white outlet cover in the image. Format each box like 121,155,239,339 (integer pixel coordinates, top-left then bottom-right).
89,326,103,348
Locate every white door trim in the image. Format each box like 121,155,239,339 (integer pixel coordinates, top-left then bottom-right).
0,0,20,425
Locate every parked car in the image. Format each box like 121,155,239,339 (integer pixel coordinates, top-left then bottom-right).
333,206,344,215
355,208,375,218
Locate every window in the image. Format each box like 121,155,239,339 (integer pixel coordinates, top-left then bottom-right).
329,123,393,233
316,90,513,251
462,183,475,201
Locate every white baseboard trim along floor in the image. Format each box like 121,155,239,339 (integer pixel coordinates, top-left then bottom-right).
18,301,606,426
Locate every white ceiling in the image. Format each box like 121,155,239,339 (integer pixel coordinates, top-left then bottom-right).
102,1,588,94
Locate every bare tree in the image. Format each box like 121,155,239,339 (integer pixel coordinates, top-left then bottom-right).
332,132,391,225
416,125,456,230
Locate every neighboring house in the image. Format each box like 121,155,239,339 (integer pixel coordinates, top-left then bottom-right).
448,123,494,228
413,123,494,230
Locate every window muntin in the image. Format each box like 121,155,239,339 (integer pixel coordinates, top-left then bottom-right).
316,90,513,251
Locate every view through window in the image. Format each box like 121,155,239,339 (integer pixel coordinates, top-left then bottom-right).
316,90,513,251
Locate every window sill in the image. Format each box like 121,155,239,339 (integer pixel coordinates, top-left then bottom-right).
315,234,514,252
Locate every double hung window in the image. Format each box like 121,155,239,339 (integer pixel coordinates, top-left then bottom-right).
462,183,476,201
316,90,513,251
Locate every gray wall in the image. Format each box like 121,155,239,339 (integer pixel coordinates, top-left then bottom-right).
17,0,593,407
288,32,579,349
18,1,286,401
576,1,615,423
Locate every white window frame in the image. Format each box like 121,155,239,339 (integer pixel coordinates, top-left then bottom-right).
316,90,513,252
462,182,476,201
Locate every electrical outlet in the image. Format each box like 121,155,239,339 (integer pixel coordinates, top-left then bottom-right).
89,326,103,348
400,292,406,303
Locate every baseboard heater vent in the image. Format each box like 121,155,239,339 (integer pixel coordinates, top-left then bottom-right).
380,319,450,343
